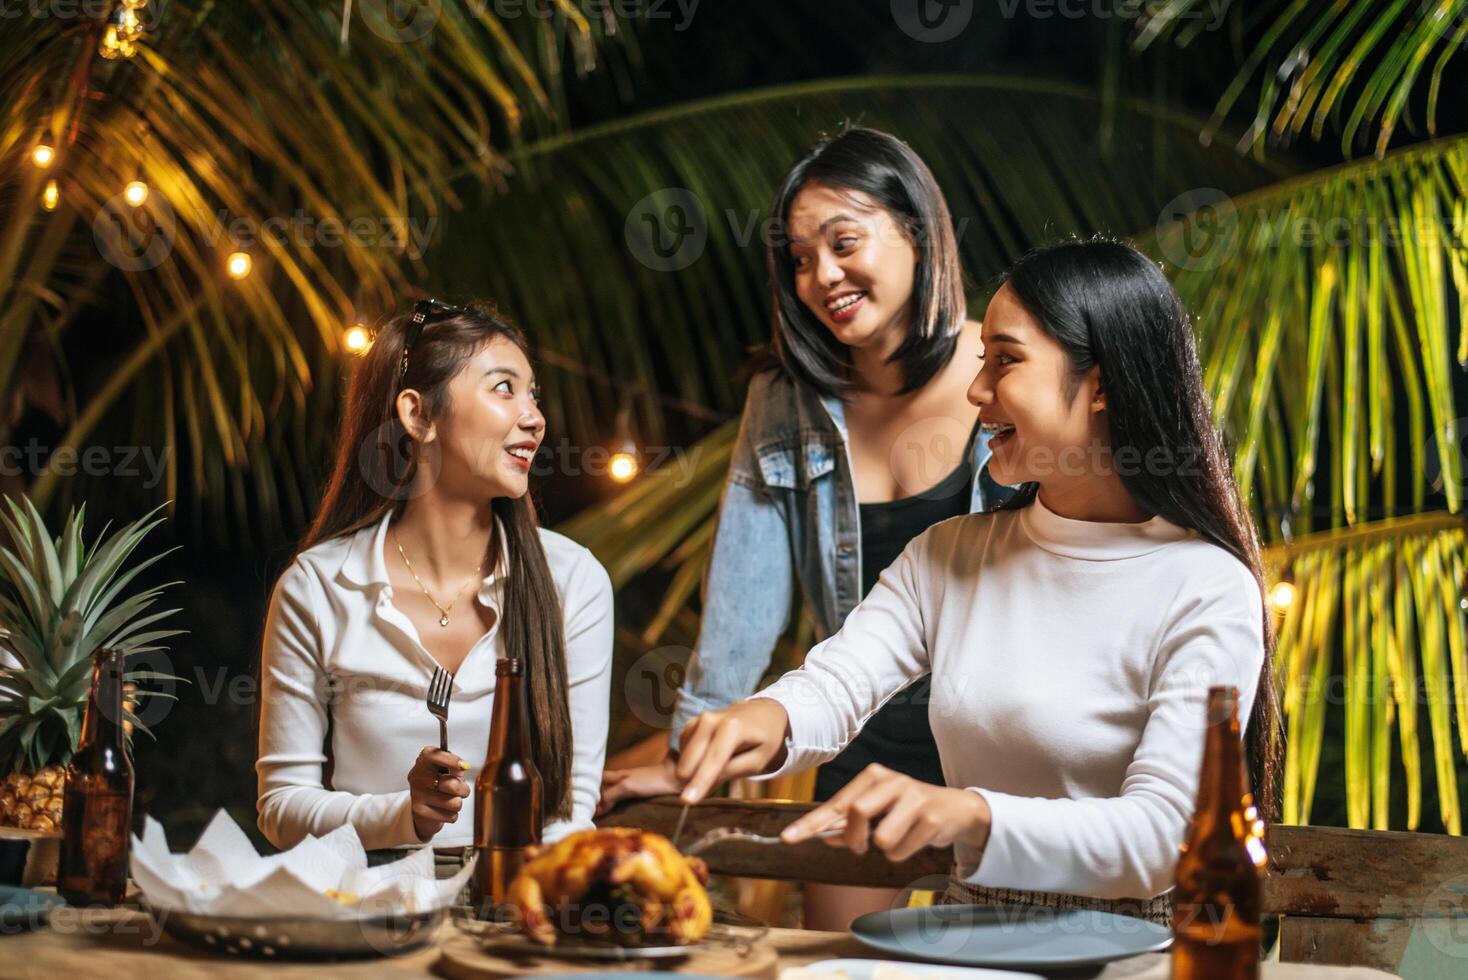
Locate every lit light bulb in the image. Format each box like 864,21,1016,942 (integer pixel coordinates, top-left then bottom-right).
609,452,639,483
41,180,59,211
99,25,123,59
32,144,55,168
343,324,372,353
121,0,148,8
226,251,252,280
123,180,148,206
1268,579,1297,613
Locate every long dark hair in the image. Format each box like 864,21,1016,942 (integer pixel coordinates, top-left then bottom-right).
298,301,574,820
1000,237,1282,821
756,126,967,397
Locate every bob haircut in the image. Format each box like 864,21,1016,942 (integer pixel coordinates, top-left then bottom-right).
763,127,967,399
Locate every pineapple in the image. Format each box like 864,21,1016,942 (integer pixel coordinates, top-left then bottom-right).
0,496,184,832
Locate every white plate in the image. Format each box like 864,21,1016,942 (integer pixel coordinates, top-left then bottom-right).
781,958,1044,980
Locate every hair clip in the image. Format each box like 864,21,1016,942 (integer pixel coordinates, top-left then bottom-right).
397,298,466,392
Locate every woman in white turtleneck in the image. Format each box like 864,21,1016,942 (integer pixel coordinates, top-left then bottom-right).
669,239,1281,922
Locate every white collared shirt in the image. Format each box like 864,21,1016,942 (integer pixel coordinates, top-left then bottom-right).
256,511,614,851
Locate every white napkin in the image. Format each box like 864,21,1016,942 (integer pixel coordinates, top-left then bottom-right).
130,809,476,920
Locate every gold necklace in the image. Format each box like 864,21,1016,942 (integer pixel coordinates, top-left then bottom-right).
393,529,485,627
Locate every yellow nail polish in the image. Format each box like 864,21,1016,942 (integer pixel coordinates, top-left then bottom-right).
459,760,471,771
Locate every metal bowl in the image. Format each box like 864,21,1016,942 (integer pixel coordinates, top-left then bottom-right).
145,903,447,960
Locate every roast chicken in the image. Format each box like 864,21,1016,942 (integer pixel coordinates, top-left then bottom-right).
505,827,713,947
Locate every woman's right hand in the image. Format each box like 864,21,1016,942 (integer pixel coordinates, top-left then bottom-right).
407,747,471,843
674,698,791,804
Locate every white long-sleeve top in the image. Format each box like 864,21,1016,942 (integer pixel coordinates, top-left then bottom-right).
750,496,1264,900
256,511,614,851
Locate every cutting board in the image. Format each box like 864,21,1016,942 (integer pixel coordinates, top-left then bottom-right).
435,928,780,977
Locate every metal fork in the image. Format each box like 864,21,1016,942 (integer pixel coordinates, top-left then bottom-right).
426,666,453,758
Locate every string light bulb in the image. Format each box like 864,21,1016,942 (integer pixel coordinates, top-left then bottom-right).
41,180,59,212
120,0,148,8
123,179,149,207
31,144,55,168
343,323,372,354
608,398,640,484
609,451,639,483
226,251,252,280
99,26,133,60
1268,578,1297,614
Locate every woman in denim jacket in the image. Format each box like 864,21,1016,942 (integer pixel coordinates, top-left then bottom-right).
601,127,1010,928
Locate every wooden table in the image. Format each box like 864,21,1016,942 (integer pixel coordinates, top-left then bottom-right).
1,906,1400,979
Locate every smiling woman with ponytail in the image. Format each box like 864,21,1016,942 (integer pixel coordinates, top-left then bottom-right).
256,299,614,858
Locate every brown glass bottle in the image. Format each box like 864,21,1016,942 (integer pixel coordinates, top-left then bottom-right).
472,658,542,916
58,648,134,906
1172,686,1267,980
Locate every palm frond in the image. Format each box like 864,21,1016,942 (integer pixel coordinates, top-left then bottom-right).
1140,135,1468,538
1135,0,1468,158
1265,514,1467,833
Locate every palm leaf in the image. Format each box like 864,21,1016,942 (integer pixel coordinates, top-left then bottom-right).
1135,0,1468,157
1266,514,1468,832
1139,135,1468,539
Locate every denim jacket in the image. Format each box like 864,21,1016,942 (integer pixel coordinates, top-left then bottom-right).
669,368,1012,746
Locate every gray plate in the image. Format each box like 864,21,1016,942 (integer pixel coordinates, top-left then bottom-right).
146,903,447,960
850,904,1173,971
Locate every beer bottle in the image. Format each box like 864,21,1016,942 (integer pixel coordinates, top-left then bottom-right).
58,648,134,906
1172,685,1267,980
472,657,542,916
